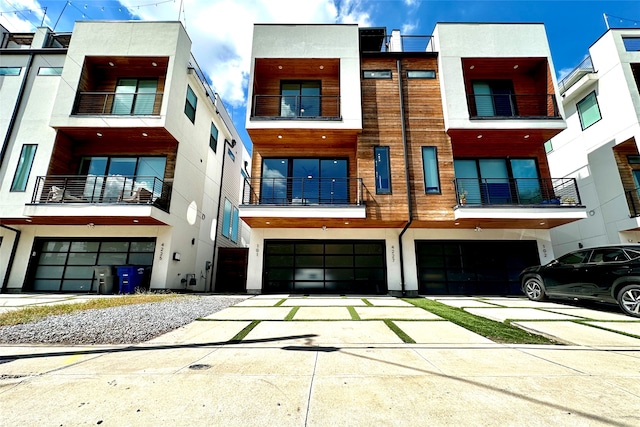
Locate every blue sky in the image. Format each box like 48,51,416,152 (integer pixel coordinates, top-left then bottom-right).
1,0,638,150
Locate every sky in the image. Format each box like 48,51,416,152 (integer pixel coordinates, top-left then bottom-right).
1,0,639,151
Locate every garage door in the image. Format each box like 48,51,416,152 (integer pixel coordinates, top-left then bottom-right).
416,240,539,295
26,238,156,292
264,240,387,294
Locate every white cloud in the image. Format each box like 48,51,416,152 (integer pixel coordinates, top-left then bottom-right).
120,0,373,108
0,0,48,32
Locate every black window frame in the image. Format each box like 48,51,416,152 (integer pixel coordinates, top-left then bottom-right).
576,91,601,130
184,85,197,123
407,70,436,79
374,146,392,194
363,70,392,79
421,146,441,194
210,123,219,152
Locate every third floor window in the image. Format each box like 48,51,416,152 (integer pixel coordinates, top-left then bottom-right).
112,79,158,115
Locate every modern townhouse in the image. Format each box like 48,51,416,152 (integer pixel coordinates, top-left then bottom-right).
547,29,640,255
240,23,586,296
0,21,249,293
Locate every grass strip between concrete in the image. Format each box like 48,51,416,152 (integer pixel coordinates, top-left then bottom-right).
404,298,559,345
285,307,299,320
384,319,416,343
347,306,361,320
228,320,261,342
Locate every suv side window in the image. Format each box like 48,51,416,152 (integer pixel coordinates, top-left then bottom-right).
625,249,640,260
590,248,628,263
557,250,591,265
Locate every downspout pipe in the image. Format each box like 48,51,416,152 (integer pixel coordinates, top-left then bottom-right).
397,58,413,297
0,53,34,170
0,224,21,293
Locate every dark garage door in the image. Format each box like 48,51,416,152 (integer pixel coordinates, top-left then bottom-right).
416,240,539,295
264,240,387,294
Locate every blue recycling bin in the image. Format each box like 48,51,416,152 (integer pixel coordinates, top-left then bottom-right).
116,266,145,294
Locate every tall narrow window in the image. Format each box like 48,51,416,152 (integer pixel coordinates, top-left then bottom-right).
11,144,37,192
185,85,197,123
222,199,232,238
231,207,239,243
210,123,219,152
374,146,392,194
576,91,601,130
422,147,440,194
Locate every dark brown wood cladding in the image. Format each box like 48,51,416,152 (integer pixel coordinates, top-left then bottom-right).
614,137,640,193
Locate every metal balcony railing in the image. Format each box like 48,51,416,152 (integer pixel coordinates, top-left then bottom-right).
558,56,595,95
242,177,364,206
467,94,560,119
32,175,171,212
454,177,581,207
251,95,340,119
626,187,640,218
73,92,163,115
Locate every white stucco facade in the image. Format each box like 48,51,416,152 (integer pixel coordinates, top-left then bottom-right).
548,29,640,256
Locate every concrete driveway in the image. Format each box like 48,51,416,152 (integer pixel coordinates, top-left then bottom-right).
1,294,640,426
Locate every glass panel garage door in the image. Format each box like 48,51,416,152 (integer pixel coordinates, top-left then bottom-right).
264,240,387,294
28,238,156,292
416,240,539,295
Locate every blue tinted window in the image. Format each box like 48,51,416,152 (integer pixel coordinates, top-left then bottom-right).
623,37,640,52
11,144,37,192
231,207,239,243
222,199,232,238
374,146,391,194
184,85,197,123
422,147,440,194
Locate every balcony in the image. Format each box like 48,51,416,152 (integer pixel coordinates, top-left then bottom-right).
558,56,595,95
467,94,560,119
454,177,581,207
31,175,171,212
251,95,340,120
73,91,163,116
240,177,366,223
626,187,640,218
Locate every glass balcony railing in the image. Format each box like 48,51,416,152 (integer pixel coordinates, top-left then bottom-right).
242,177,363,206
31,175,171,212
557,56,595,95
454,177,581,207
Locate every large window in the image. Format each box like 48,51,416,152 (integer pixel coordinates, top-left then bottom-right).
185,85,197,123
454,158,541,205
261,158,348,204
471,80,516,117
11,144,37,192
79,156,166,202
374,146,391,194
576,91,601,130
112,79,157,115
280,81,320,117
422,147,440,194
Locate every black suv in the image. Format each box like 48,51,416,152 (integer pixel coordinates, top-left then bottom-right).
520,245,640,317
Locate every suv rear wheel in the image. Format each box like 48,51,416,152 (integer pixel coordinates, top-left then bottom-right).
523,277,547,302
617,284,640,318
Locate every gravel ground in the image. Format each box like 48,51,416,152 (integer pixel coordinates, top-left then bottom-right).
0,295,247,345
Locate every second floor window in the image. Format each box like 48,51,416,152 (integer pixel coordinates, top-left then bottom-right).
374,146,392,194
576,91,601,130
112,79,157,115
280,81,320,117
10,144,37,192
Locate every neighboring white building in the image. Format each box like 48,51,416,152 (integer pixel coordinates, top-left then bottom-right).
0,21,249,293
547,29,640,256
